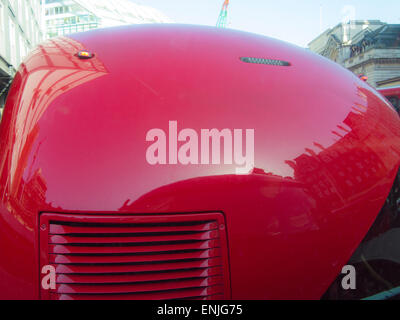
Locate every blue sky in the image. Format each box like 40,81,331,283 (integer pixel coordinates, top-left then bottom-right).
134,0,400,47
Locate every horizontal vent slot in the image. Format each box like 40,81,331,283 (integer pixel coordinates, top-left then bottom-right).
49,239,219,254
50,286,224,300
54,257,222,274
56,267,223,284
50,248,220,264
240,56,291,66
53,277,223,295
49,230,219,244
50,220,214,228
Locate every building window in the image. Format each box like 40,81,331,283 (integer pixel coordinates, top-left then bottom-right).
9,20,17,66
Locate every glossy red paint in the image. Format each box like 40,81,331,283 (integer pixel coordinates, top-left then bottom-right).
1,24,400,300
377,85,400,97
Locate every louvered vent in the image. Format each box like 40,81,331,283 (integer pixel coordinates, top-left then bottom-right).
240,57,291,66
39,213,230,300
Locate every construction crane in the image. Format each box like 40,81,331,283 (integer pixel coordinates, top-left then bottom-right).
216,0,230,28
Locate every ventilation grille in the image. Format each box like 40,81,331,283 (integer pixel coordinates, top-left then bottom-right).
39,213,230,300
240,57,291,66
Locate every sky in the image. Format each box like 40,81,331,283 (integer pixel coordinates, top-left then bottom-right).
133,0,400,47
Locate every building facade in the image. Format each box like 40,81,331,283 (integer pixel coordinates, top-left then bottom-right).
309,21,400,88
0,0,45,109
44,0,172,39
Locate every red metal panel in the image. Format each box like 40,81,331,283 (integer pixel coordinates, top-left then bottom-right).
39,212,230,300
377,85,400,97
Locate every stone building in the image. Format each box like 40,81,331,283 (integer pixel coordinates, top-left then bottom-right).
309,21,400,88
